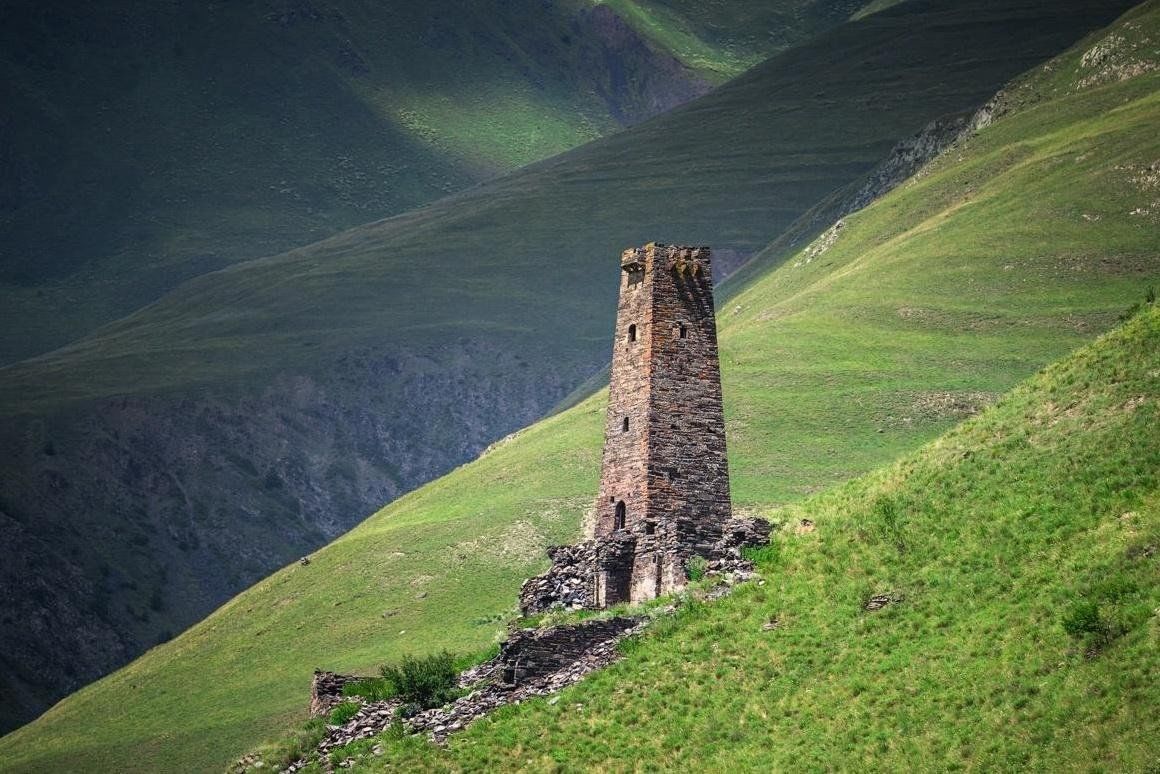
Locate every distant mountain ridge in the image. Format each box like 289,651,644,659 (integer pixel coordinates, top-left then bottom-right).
0,0,864,365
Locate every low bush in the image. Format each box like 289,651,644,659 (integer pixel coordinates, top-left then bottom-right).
685,555,708,582
328,701,361,726
380,651,460,709
342,677,395,702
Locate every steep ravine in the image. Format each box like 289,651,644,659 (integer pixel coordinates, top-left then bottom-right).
0,339,592,732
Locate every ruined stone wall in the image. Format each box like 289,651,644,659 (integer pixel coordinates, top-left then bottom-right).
499,617,639,685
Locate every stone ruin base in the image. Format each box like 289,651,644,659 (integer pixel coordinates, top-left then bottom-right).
282,558,765,772
518,515,772,615
293,617,645,770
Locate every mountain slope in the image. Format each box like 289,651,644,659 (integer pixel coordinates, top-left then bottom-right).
0,0,867,366
1,4,1154,768
356,281,1160,773
0,0,1135,736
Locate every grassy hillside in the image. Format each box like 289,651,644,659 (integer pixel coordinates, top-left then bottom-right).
0,0,1124,737
1,3,1155,769
0,0,863,366
352,278,1160,773
5,0,1124,411
0,0,947,731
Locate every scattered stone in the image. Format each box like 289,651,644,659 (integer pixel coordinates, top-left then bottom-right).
299,556,310,566
864,593,900,612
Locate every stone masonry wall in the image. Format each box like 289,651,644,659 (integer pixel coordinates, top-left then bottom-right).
593,244,731,603
499,617,640,685
594,248,653,539
521,243,763,615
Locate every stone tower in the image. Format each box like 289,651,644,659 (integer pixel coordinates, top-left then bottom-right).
519,243,766,617
591,242,731,606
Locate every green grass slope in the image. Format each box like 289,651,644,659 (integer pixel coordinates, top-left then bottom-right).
0,0,1133,735
0,0,861,365
356,277,1160,773
1,4,1155,769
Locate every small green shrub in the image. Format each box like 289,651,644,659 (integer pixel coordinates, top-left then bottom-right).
380,651,460,709
1061,600,1109,643
342,677,395,702
328,701,361,726
742,542,780,568
685,555,709,582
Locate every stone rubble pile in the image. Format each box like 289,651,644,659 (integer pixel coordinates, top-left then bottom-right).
517,542,599,614
287,617,648,771
713,516,773,558
520,516,771,615
281,562,764,771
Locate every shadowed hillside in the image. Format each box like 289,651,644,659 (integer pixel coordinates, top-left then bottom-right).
0,3,1153,766
0,0,871,365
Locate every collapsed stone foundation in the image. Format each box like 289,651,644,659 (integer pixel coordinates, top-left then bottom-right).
295,617,647,769
519,515,771,615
